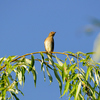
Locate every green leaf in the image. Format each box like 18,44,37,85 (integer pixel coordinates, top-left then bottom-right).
0,57,5,65
22,65,29,72
46,66,53,84
68,63,76,73
45,58,49,61
0,87,5,91
40,52,44,61
31,55,35,67
9,81,17,89
11,92,19,100
17,88,24,96
61,81,69,97
40,61,46,81
95,70,99,85
42,67,46,81
65,51,75,56
41,62,43,71
21,67,26,86
76,51,86,56
54,68,62,95
5,75,10,86
75,82,81,100
18,71,22,85
68,84,75,96
31,66,37,87
8,65,18,74
86,52,95,55
54,63,62,71
86,67,92,81
2,89,6,100
70,74,78,81
62,62,67,83
86,55,90,60
45,64,53,70
55,55,63,66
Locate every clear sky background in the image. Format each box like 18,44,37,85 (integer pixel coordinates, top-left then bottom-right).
0,0,100,100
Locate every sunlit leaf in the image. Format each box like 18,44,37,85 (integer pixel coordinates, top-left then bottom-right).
11,92,19,100
21,67,26,86
45,64,53,70
55,55,63,66
25,58,31,64
76,51,86,56
18,71,22,85
46,66,53,84
61,81,69,97
95,71,99,85
9,81,17,89
40,52,44,61
8,65,18,74
75,82,81,100
0,57,5,65
9,89,18,94
54,63,62,71
62,62,67,83
2,89,6,100
42,67,46,81
17,88,24,96
68,63,76,73
22,65,29,72
86,67,92,81
70,74,78,81
86,52,95,55
41,62,43,71
32,66,37,87
65,51,75,56
31,55,34,67
54,68,62,95
68,84,75,96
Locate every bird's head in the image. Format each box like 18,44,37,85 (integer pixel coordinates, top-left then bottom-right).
48,31,56,37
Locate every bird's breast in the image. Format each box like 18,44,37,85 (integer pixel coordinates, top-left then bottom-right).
44,40,53,53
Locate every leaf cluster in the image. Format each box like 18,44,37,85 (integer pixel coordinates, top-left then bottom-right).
0,51,100,100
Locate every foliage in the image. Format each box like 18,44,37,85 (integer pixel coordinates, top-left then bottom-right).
0,51,100,100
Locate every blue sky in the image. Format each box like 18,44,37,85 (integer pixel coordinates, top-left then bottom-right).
0,0,100,100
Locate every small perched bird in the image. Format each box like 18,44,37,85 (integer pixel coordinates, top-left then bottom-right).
44,31,56,64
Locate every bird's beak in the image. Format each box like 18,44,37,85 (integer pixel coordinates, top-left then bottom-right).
53,32,56,36
54,32,56,34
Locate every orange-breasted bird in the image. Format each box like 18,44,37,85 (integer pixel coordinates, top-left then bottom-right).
44,31,56,64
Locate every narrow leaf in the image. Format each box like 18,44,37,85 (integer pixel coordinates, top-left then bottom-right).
68,84,75,96
54,68,62,95
55,55,63,66
68,63,76,73
86,52,95,55
18,71,22,85
61,81,69,97
62,62,67,83
40,52,44,61
32,66,37,87
65,51,75,56
86,67,92,81
46,66,53,84
75,82,81,100
31,55,34,67
41,62,46,81
42,67,46,81
11,92,19,100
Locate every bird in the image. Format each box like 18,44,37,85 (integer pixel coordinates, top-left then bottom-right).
44,31,56,64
